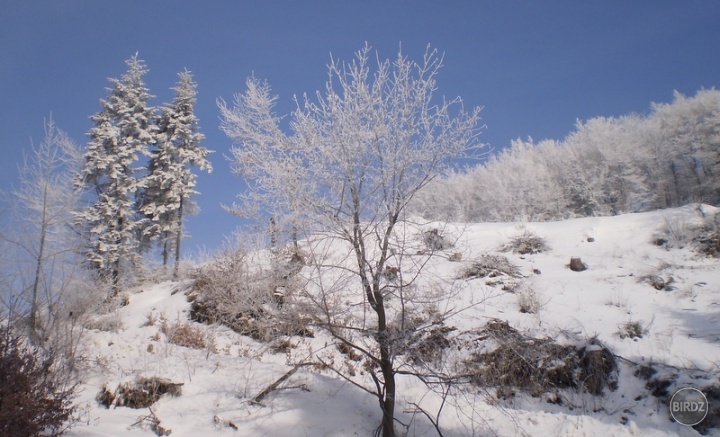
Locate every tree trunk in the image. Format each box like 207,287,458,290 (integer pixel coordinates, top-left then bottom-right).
29,185,49,340
378,305,396,437
173,197,184,280
162,236,169,267
109,260,120,299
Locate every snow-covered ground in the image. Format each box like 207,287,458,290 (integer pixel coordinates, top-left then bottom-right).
68,205,720,436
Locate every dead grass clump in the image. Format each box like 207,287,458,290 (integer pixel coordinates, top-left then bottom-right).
458,255,521,280
98,377,183,409
466,320,617,396
84,312,124,333
404,324,457,365
162,321,213,350
501,231,550,255
618,321,647,339
269,338,296,354
337,342,363,361
638,274,674,291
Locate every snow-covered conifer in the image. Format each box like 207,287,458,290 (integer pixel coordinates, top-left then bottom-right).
74,54,156,294
139,70,212,278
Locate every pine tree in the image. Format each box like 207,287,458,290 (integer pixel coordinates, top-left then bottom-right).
74,54,156,295
140,70,212,278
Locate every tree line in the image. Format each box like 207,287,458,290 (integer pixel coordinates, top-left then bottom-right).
411,88,720,222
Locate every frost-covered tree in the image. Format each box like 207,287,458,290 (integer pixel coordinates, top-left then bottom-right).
415,88,720,224
219,45,482,437
74,54,156,295
139,70,212,278
2,118,81,338
651,89,720,206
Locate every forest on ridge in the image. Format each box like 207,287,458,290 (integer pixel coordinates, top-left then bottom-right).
412,88,720,223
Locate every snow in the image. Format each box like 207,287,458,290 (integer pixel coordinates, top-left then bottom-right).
68,205,720,436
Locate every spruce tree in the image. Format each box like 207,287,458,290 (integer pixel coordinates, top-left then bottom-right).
140,70,212,278
75,54,156,295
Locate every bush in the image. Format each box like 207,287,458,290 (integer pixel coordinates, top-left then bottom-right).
694,230,720,257
516,285,543,314
97,376,183,409
501,231,550,255
458,254,521,280
188,247,313,342
0,325,75,436
162,321,214,351
466,320,617,397
404,324,457,366
421,228,454,251
618,321,646,339
84,312,124,333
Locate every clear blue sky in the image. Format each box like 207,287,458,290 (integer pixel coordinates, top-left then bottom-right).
2,1,719,254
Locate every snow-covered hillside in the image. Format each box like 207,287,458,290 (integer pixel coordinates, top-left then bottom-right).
68,205,720,436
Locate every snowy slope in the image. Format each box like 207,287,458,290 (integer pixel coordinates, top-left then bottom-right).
68,205,720,436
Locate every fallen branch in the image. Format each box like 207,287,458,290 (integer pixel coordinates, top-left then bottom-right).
251,362,314,406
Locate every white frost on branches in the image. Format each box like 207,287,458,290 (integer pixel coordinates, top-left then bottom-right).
140,70,212,275
74,54,156,291
219,44,483,437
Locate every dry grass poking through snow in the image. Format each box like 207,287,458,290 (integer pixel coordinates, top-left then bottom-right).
465,320,618,398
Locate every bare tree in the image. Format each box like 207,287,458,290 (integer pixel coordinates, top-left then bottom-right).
219,44,482,436
2,117,81,339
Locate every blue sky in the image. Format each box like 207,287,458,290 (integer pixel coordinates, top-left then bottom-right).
2,1,719,254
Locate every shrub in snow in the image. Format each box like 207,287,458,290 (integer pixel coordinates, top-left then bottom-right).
422,228,454,251
654,207,720,256
500,230,550,255
617,320,646,339
188,248,312,342
694,230,720,257
458,254,521,280
638,273,674,291
131,409,171,437
466,320,617,397
162,320,214,351
403,324,457,366
97,376,183,409
448,252,463,262
655,216,704,249
83,312,124,333
0,325,76,436
516,285,543,314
